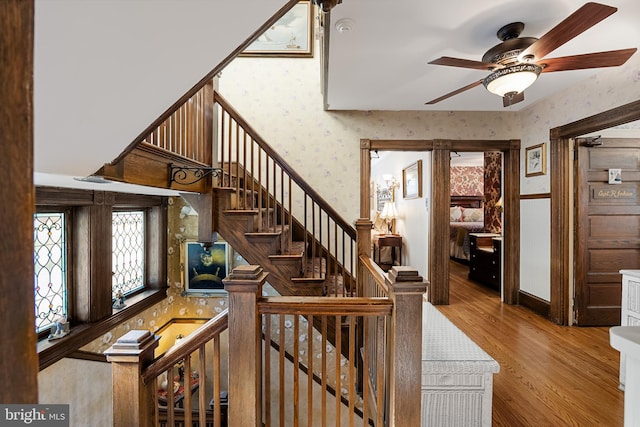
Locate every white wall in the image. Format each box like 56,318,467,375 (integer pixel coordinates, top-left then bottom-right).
520,199,551,300
372,152,431,279
34,0,287,180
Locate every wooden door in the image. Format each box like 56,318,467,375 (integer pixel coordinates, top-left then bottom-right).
575,138,640,325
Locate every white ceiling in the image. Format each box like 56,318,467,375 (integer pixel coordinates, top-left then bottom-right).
325,0,640,111
33,0,289,195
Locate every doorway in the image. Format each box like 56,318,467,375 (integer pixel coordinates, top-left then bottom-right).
573,135,640,326
360,138,520,305
550,100,640,325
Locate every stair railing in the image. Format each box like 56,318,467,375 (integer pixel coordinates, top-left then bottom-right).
110,77,358,296
106,310,229,427
213,91,357,296
259,295,392,426
222,264,426,426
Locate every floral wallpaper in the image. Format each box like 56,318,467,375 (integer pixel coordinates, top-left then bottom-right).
483,152,502,234
450,167,483,196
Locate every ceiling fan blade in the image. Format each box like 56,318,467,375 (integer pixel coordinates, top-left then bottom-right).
425,80,483,105
520,2,617,62
539,48,637,72
503,92,524,107
429,56,500,71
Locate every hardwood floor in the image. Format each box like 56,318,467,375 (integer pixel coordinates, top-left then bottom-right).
437,260,624,426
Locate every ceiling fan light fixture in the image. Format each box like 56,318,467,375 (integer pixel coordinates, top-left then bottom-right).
483,63,542,97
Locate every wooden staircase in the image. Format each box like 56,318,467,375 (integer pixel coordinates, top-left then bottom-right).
98,82,357,298
183,184,350,298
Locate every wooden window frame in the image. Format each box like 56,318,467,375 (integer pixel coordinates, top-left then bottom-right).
35,187,168,369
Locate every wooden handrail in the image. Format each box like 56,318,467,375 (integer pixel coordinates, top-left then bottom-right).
141,309,228,383
359,255,389,295
109,0,300,167
214,91,357,240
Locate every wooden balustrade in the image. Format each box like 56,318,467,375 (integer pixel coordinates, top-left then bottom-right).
140,82,214,166
214,92,357,296
108,262,426,426
106,311,229,427
106,82,358,296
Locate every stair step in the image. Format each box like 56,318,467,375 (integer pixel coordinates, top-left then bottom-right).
291,276,325,284
305,257,326,276
245,224,289,237
290,241,306,254
245,231,282,239
224,209,259,216
269,253,303,263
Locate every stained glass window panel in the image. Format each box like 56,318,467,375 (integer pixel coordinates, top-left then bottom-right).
34,213,67,333
112,211,145,300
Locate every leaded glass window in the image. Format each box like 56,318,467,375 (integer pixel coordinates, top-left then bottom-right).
112,211,145,300
34,213,67,333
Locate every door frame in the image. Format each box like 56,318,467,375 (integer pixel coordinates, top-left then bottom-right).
360,138,521,305
550,100,640,325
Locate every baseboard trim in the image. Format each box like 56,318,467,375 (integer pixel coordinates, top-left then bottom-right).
519,290,550,319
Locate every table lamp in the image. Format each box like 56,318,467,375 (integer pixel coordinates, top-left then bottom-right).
380,201,398,234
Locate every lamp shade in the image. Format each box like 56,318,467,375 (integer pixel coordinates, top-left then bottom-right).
483,63,542,97
380,201,398,220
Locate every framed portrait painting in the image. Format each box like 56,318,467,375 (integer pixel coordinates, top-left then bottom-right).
183,241,228,295
525,143,546,177
240,1,314,57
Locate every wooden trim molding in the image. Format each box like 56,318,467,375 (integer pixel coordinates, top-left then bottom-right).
38,289,167,370
550,99,640,325
502,140,521,305
520,193,551,200
430,141,451,304
519,290,550,319
1,0,38,404
363,138,521,306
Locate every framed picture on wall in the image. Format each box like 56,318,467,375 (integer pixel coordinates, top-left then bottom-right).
240,1,314,57
182,241,228,295
525,143,546,177
403,160,423,199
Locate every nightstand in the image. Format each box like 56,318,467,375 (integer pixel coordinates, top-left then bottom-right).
468,233,501,291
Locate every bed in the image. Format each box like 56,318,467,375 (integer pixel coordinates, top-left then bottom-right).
450,196,485,261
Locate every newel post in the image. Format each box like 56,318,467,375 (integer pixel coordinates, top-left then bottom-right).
223,265,269,427
355,218,373,295
386,266,428,426
105,330,160,427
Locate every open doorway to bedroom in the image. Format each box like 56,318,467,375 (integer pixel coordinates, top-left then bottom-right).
361,138,520,306
449,151,503,296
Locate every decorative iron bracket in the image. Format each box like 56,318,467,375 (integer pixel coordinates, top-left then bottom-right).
168,163,222,187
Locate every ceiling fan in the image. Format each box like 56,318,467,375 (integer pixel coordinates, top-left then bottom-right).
425,2,637,107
